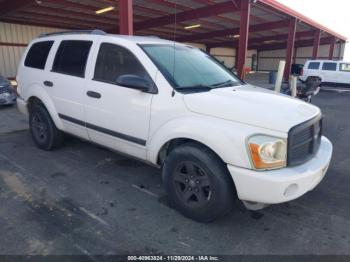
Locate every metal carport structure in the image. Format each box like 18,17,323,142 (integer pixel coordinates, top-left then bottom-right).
0,0,347,80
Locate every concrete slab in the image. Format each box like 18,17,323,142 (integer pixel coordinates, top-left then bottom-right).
0,105,28,134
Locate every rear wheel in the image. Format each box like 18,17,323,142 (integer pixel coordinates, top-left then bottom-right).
163,142,235,222
29,103,64,150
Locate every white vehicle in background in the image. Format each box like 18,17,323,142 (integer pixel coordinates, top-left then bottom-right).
300,60,350,85
16,30,333,222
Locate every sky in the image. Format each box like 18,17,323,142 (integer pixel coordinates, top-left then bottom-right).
276,0,350,60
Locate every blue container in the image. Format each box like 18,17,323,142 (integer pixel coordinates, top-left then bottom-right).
269,71,277,84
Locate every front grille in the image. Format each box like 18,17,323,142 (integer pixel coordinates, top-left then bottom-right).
288,115,322,166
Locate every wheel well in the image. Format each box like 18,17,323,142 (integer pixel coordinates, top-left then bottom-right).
157,138,237,197
27,96,44,112
157,138,224,166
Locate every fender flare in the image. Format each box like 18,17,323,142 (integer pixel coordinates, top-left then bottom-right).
26,84,64,130
146,117,251,168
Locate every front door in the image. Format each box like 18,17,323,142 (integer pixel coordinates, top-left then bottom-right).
84,42,154,159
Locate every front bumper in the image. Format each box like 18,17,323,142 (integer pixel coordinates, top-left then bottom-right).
228,136,332,204
0,92,16,105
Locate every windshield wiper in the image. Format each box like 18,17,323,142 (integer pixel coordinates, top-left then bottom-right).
210,80,238,88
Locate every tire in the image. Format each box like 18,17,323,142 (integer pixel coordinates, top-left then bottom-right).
29,103,64,150
163,142,235,222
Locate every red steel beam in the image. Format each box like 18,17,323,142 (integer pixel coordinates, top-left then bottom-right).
0,17,80,30
328,36,336,60
255,37,335,51
312,30,321,59
206,30,314,49
16,11,111,29
145,0,238,30
178,19,290,43
0,0,33,16
26,6,117,26
237,0,250,79
284,18,297,81
119,0,133,35
134,1,239,31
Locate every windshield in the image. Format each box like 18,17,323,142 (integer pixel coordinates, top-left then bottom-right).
140,44,243,90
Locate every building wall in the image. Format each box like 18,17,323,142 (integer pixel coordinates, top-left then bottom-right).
258,43,345,71
0,22,61,79
208,47,257,70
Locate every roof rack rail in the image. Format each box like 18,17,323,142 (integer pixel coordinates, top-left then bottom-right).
39,29,106,38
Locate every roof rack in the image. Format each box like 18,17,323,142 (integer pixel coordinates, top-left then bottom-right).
39,29,106,38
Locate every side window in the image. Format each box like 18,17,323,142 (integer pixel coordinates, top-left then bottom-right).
94,43,150,84
308,62,320,70
340,63,350,72
52,40,92,77
24,41,54,69
322,62,337,71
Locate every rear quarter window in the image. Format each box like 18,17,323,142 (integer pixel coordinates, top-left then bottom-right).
322,62,337,71
340,63,350,72
24,41,54,69
307,62,320,70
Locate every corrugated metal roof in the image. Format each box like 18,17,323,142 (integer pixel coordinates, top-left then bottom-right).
0,0,346,50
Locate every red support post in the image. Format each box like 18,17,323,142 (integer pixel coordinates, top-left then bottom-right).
119,0,133,35
237,0,250,79
312,30,321,59
284,18,297,82
328,36,336,60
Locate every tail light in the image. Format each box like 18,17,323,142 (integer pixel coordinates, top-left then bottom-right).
300,68,304,76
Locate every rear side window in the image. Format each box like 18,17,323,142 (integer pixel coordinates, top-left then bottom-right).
52,40,92,77
308,62,320,70
340,63,350,72
322,62,337,71
94,43,150,84
24,41,54,69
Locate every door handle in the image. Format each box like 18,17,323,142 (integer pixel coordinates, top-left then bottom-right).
43,81,53,87
87,91,101,99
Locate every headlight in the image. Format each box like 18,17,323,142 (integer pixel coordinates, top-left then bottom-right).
248,135,287,170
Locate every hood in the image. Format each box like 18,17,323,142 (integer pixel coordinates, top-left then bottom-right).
183,84,321,133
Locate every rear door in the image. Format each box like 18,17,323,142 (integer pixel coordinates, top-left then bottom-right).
45,38,94,139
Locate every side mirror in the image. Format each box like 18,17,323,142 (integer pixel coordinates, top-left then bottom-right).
116,74,152,92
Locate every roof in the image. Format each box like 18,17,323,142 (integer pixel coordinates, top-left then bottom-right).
36,30,181,45
0,0,346,50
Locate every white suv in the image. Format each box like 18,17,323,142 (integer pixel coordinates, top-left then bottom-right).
300,59,350,85
17,30,332,222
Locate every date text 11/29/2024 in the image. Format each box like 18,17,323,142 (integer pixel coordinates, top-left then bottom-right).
127,255,220,261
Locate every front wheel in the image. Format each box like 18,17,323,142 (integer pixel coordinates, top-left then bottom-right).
163,143,235,222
